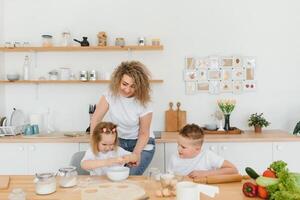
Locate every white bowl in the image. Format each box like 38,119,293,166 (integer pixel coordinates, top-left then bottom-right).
7,74,20,81
106,166,129,182
205,124,217,130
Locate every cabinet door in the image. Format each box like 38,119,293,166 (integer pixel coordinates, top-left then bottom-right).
144,143,165,174
273,142,300,172
219,142,273,175
79,143,89,151
0,143,28,175
28,143,79,174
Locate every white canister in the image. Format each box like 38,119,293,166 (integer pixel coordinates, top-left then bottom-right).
176,181,219,200
88,70,98,81
59,67,71,80
34,173,57,195
79,70,88,81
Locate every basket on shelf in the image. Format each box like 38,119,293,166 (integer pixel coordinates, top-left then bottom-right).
0,125,27,136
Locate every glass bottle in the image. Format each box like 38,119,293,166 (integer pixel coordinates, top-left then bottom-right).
23,55,30,80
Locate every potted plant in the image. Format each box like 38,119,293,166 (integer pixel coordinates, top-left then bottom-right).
248,113,270,133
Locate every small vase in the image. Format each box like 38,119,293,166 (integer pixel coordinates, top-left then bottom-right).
254,125,262,133
224,114,231,131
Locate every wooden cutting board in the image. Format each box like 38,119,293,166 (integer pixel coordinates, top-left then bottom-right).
0,176,10,189
176,102,186,130
165,102,178,132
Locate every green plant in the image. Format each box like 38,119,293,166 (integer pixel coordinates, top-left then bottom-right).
248,113,270,128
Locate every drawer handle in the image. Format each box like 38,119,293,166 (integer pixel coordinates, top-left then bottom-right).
209,146,216,151
276,145,282,151
29,145,36,151
18,146,24,151
221,146,227,150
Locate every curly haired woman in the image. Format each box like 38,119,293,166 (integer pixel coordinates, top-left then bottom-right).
91,61,155,175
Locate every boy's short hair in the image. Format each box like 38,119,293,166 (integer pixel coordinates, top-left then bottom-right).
179,123,204,146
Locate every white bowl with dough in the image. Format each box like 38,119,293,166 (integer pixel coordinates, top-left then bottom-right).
107,166,130,181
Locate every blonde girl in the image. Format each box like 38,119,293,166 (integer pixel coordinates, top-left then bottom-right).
81,122,137,175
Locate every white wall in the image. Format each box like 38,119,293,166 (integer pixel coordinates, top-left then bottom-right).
0,0,5,116
2,0,300,132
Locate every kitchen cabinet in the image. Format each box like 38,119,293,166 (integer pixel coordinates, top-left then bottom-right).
27,143,79,174
145,143,165,174
218,142,273,175
273,142,300,172
0,143,27,175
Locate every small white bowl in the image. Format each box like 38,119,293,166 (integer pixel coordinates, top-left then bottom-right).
205,124,217,130
106,166,129,182
7,74,20,81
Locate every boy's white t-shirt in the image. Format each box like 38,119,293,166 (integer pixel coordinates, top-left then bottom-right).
103,91,154,139
81,146,131,176
167,149,225,176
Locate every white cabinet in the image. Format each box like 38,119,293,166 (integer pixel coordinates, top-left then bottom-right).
273,142,300,172
0,143,27,175
145,143,165,174
219,142,273,175
28,143,79,174
79,143,90,151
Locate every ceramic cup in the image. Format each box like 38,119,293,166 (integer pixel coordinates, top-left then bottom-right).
32,124,39,134
24,125,33,135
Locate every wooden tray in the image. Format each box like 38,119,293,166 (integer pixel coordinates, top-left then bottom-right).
202,127,243,134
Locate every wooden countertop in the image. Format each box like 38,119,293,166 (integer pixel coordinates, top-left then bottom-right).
0,175,257,200
0,130,299,143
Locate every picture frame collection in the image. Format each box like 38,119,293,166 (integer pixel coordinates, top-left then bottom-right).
184,56,256,94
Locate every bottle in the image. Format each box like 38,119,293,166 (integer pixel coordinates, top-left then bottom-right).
23,55,30,80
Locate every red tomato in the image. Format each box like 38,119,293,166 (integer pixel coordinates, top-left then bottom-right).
257,186,268,199
263,169,276,178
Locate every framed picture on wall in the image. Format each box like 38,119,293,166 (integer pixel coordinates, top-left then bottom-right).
246,67,255,80
243,81,256,91
208,69,221,80
197,81,209,92
232,67,245,80
233,56,242,67
220,57,233,68
209,80,220,94
220,81,233,92
183,69,198,81
207,56,219,69
244,57,256,68
233,81,243,94
185,81,197,94
185,57,196,70
221,69,232,81
196,57,208,69
198,69,208,81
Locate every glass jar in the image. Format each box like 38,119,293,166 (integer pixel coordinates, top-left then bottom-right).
8,188,26,200
61,32,72,47
57,166,78,188
48,70,59,80
34,173,56,195
41,35,53,47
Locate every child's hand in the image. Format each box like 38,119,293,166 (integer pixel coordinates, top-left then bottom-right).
122,154,138,164
188,170,210,179
114,157,126,165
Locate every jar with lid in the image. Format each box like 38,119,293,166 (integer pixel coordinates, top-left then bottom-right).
57,166,78,188
48,70,59,80
34,173,56,195
8,188,26,200
41,35,53,47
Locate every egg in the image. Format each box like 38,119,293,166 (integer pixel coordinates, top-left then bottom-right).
170,179,177,187
171,189,177,196
162,188,171,197
155,189,163,197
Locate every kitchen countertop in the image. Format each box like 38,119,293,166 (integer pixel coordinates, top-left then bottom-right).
0,130,299,143
0,175,257,200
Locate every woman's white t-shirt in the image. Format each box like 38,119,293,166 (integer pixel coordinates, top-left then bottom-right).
167,149,225,176
103,91,154,139
81,147,131,176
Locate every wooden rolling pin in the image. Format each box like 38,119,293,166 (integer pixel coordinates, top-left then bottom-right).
193,174,249,184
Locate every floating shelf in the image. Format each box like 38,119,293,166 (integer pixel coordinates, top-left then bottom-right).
0,45,164,52
0,80,163,84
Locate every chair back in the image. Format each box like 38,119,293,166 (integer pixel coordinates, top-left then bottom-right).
70,151,89,175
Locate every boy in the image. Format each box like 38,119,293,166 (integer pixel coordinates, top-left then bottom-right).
168,123,238,179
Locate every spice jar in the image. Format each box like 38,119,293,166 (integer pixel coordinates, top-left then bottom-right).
57,166,78,188
8,188,26,200
34,173,56,195
41,35,53,47
48,70,59,80
115,38,125,47
61,32,72,46
79,70,88,81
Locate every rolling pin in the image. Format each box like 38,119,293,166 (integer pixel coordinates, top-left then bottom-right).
193,174,249,184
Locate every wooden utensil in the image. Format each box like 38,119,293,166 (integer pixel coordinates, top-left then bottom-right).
165,102,178,131
193,174,244,184
176,102,186,130
0,176,10,189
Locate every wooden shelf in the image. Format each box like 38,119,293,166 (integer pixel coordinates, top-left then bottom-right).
0,80,163,84
0,45,163,52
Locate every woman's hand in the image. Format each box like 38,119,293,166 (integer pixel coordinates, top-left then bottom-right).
127,152,140,167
